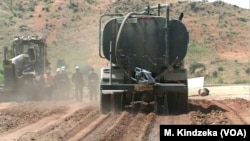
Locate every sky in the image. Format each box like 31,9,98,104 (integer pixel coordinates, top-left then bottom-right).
207,0,250,9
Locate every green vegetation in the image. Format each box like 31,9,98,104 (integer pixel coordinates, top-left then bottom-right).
212,70,218,78
0,62,3,84
245,68,250,74
217,66,224,71
186,41,216,62
185,41,248,84
189,62,206,77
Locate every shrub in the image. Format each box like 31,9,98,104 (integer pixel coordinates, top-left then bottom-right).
218,78,224,84
0,61,3,84
85,0,96,5
189,62,206,74
245,68,250,74
212,70,218,78
217,66,224,71
233,80,248,84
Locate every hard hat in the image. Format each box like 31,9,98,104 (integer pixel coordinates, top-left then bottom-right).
75,66,79,70
56,68,61,72
61,66,66,72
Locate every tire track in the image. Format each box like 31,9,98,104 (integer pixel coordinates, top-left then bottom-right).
147,114,192,141
42,107,99,140
211,101,248,124
0,102,67,138
67,114,111,141
97,111,132,141
62,110,102,141
1,99,249,141
18,105,99,141
120,112,156,141
2,113,67,141
79,113,118,141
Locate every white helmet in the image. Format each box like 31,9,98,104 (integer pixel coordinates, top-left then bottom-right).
75,66,79,70
61,66,66,72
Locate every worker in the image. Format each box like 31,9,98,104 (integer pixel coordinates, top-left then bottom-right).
59,66,70,99
72,66,85,101
43,70,54,100
53,68,61,85
87,68,99,101
53,67,62,99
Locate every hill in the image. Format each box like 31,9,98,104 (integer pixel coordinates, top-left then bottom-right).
0,0,249,84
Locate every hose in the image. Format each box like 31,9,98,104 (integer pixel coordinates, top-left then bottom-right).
114,12,143,80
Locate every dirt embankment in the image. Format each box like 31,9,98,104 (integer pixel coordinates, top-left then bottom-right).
0,97,249,141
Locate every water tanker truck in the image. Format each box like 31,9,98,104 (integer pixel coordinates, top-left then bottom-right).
99,4,189,115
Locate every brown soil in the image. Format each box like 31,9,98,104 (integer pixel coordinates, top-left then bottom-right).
0,89,249,141
0,1,249,141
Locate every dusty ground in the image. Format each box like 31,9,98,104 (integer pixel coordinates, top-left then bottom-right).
0,85,249,141
0,1,249,140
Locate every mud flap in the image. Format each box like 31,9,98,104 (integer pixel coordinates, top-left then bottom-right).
164,91,188,115
154,90,188,115
100,93,111,114
154,93,175,115
166,93,178,114
111,93,123,114
154,95,161,114
177,90,188,114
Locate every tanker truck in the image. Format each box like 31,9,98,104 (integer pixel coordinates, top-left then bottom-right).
99,4,189,115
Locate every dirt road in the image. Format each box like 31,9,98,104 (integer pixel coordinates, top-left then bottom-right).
0,85,249,141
